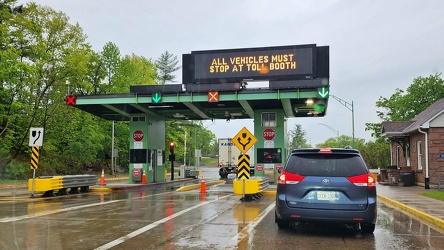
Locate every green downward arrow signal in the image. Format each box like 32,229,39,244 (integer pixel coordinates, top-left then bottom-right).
152,92,161,103
318,87,329,98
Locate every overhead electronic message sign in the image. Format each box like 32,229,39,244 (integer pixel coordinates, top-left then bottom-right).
182,44,328,84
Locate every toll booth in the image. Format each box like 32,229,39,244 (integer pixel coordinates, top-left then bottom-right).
129,116,166,184
253,109,288,183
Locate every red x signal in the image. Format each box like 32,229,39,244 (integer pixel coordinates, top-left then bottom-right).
66,95,76,105
208,91,219,102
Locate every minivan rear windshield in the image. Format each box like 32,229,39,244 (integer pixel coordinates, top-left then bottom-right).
285,154,368,177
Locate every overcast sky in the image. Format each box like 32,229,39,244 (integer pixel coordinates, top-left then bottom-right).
20,0,444,146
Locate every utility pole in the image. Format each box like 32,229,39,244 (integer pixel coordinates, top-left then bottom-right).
330,95,355,148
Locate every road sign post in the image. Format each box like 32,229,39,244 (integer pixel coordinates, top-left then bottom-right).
232,127,257,200
29,128,44,198
232,127,257,154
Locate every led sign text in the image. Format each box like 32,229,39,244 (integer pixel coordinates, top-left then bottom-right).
209,53,297,74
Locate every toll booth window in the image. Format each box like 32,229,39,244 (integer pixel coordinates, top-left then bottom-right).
257,148,282,163
131,116,146,122
130,149,150,163
262,112,276,127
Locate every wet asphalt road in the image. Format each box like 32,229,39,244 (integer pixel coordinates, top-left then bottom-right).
0,168,444,249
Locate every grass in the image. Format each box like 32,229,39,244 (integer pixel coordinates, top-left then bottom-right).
0,179,28,186
200,157,218,167
420,191,444,201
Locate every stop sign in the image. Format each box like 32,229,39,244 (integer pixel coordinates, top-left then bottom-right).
133,130,144,141
263,128,275,140
133,169,141,177
256,164,264,172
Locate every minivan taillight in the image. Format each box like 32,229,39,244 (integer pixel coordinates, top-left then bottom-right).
347,173,376,187
278,172,305,185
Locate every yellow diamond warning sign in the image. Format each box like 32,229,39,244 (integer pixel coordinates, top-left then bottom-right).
232,127,257,154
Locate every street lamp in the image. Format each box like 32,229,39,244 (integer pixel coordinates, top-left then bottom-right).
330,95,355,148
318,123,340,148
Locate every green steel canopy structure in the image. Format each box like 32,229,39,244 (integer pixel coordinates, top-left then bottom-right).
71,44,330,121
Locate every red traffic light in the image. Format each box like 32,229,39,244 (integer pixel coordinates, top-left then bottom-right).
169,142,175,151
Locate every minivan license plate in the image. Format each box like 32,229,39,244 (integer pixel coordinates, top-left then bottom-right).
317,191,337,201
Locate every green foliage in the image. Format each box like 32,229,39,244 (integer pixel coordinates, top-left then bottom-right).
288,124,310,149
4,159,29,179
0,1,217,180
114,54,157,90
376,73,444,121
165,121,216,165
367,73,444,138
200,157,218,167
315,135,365,149
357,138,390,169
156,50,180,84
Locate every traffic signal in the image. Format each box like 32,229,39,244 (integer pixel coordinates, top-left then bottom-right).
313,99,326,113
169,142,175,161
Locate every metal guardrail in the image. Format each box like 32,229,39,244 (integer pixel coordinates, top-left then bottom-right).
28,175,98,197
233,176,269,201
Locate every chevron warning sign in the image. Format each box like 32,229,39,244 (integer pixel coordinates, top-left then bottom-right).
237,154,250,179
30,146,40,170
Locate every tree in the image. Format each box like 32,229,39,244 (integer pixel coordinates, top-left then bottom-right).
0,2,89,160
101,42,121,86
156,50,180,84
114,54,157,91
357,138,390,169
316,135,365,149
288,124,311,150
366,73,444,137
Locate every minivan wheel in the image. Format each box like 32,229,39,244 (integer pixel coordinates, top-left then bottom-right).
361,223,375,234
275,212,289,229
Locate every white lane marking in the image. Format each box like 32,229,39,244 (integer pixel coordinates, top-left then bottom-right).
0,191,173,223
230,203,276,248
95,194,232,250
0,200,121,223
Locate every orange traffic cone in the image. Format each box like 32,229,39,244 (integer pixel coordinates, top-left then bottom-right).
99,169,106,186
142,171,147,184
200,176,206,193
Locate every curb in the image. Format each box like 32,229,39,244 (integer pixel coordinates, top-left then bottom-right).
377,194,444,230
176,180,226,191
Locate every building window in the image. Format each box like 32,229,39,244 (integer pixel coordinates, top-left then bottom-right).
132,116,146,122
417,141,422,170
396,146,400,167
262,112,276,127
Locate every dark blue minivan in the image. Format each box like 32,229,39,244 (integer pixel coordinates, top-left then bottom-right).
275,148,377,233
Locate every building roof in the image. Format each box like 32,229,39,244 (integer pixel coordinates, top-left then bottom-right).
381,98,444,137
381,121,414,137
404,98,444,133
